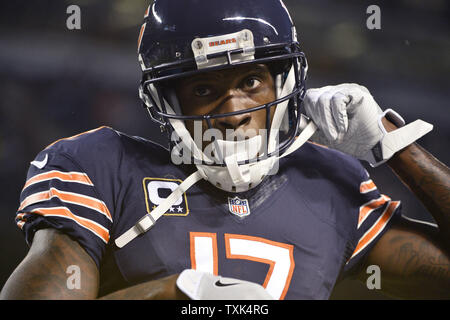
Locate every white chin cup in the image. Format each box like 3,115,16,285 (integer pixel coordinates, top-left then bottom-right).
196,156,277,193
197,134,275,193
207,135,262,163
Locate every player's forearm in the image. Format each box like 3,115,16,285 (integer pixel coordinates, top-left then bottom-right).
365,222,450,299
0,229,100,300
98,274,188,300
380,240,450,300
383,118,450,247
0,259,96,300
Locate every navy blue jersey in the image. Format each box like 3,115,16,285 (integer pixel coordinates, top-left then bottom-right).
16,126,401,299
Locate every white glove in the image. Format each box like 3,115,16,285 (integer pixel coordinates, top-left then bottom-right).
303,83,433,166
176,269,274,300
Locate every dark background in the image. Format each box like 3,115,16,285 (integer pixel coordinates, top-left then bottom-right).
0,0,449,299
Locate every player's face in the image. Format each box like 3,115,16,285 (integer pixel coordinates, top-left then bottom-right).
174,64,276,142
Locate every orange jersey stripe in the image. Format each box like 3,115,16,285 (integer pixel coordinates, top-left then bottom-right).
44,126,108,150
29,207,109,243
349,201,399,261
17,220,26,230
358,194,391,228
22,170,93,191
19,188,112,222
16,212,27,221
360,179,377,194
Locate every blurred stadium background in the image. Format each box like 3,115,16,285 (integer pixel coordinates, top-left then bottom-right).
0,0,448,299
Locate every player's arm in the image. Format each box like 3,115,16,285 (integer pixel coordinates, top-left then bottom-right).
383,118,450,248
100,269,273,300
98,275,185,300
358,217,450,299
0,229,185,300
354,119,450,299
0,229,99,299
304,84,450,297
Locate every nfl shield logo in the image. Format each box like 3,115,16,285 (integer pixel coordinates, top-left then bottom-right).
228,197,251,218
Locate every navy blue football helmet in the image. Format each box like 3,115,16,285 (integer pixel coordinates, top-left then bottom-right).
137,0,308,176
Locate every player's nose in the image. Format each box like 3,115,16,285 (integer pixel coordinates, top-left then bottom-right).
214,94,252,132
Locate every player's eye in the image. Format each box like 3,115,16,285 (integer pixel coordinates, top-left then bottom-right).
243,77,261,90
194,86,213,97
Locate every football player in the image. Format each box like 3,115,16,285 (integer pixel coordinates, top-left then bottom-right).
1,0,449,300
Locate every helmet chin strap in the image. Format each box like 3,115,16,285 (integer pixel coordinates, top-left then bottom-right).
114,119,317,248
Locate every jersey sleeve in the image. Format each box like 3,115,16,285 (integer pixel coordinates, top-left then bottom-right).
15,130,116,268
342,167,402,277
